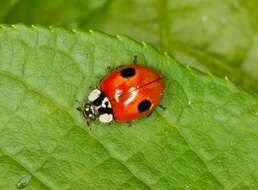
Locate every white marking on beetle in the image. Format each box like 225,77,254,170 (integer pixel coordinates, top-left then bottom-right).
88,89,101,102
115,89,122,102
99,113,113,123
101,97,111,108
124,87,138,106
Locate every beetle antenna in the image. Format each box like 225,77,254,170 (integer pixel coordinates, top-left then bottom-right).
76,106,84,112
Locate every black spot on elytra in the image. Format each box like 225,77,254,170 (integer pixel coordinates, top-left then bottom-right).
120,67,136,78
138,99,152,113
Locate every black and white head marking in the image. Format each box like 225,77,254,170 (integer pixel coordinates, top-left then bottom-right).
78,89,113,124
88,89,101,102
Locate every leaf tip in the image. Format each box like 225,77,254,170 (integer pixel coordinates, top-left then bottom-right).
141,41,148,47
208,71,213,77
11,24,17,29
163,51,169,57
224,76,229,81
186,65,192,71
89,29,94,34
116,34,122,40
72,29,78,33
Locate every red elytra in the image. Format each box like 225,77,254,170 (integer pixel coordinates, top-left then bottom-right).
100,64,165,122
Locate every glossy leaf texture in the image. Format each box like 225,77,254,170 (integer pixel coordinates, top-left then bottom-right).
0,25,258,190
1,0,258,93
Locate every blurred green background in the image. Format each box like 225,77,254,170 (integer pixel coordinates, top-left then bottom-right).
1,0,258,94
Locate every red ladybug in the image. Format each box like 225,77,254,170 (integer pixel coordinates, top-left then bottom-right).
77,57,165,124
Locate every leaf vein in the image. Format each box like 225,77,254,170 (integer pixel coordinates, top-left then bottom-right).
0,70,153,190
155,111,224,188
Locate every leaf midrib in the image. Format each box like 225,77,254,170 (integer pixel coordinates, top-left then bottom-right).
0,70,153,190
0,66,226,189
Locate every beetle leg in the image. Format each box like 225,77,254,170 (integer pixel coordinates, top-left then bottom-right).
127,122,132,127
133,55,138,64
158,104,166,110
147,111,153,117
106,66,113,72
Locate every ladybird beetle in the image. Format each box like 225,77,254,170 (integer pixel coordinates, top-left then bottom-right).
77,57,165,124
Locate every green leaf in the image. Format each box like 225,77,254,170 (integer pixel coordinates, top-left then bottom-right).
2,0,258,93
1,25,258,190
80,0,258,94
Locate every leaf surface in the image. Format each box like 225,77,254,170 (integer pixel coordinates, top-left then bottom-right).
1,0,258,93
0,25,258,190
